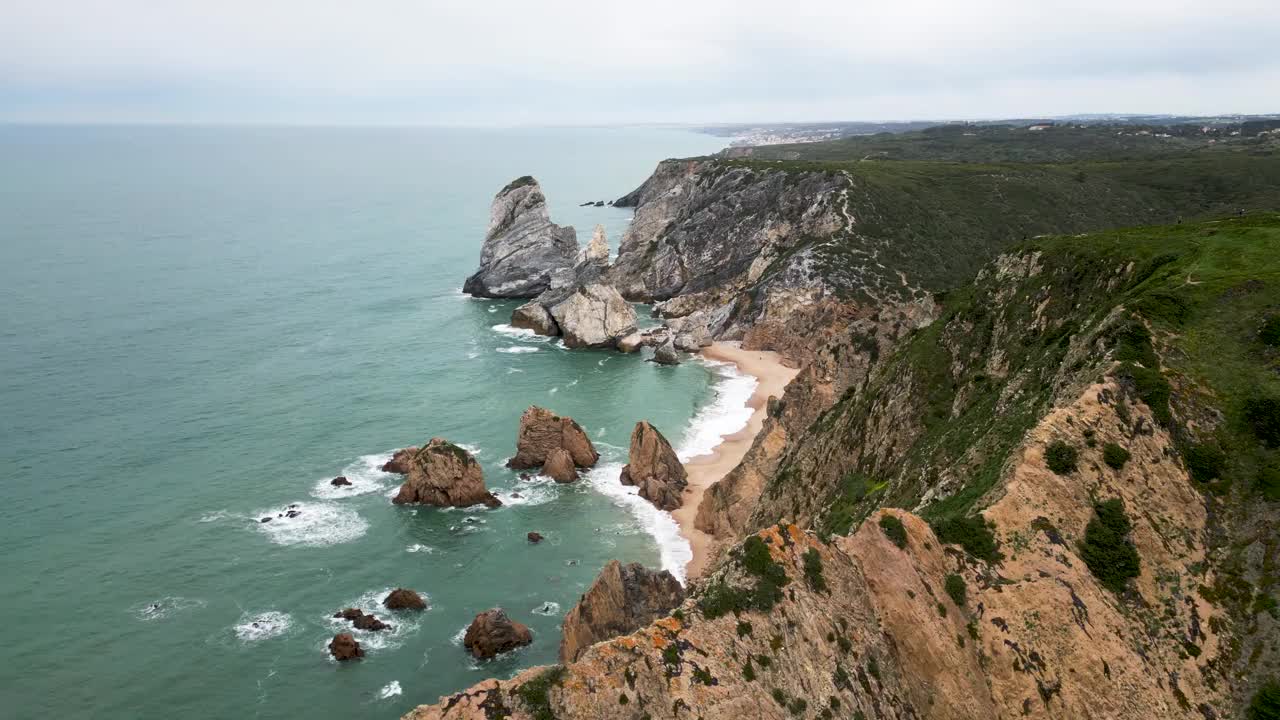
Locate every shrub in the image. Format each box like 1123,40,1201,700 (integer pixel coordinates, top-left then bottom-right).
619,693,629,705
945,573,967,607
1258,463,1280,501
931,515,1002,562
879,515,908,548
1245,395,1280,447
736,620,753,637
1184,443,1227,483
1103,443,1131,470
516,666,566,720
1260,317,1280,347
1080,499,1141,593
1125,364,1173,425
803,548,828,592
1249,680,1280,720
741,657,756,681
1045,441,1078,474
772,688,787,706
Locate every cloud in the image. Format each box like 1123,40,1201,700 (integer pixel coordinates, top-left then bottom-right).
1,0,1276,123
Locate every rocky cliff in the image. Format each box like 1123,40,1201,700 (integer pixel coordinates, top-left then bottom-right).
407,215,1280,719
559,560,684,664
463,176,579,298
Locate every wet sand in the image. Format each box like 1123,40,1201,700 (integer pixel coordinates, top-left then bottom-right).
674,341,800,578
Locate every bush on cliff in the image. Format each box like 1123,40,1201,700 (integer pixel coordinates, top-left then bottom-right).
1080,499,1141,593
1045,441,1079,475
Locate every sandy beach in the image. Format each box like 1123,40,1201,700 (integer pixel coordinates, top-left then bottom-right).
674,341,800,579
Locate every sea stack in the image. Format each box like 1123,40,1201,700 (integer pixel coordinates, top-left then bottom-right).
559,560,685,663
619,421,687,511
391,439,501,508
463,177,579,298
462,609,533,659
507,406,599,472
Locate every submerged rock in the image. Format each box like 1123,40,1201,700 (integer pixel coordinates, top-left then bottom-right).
381,447,418,474
560,560,685,663
330,476,351,487
334,608,364,621
391,438,501,508
620,421,688,511
328,632,363,661
463,177,579,298
507,406,599,470
463,609,533,659
542,447,579,483
383,588,427,611
527,532,544,543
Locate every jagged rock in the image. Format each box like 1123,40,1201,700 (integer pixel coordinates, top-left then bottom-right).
334,608,363,621
652,339,681,365
462,609,533,659
546,283,637,349
353,614,389,632
542,447,579,483
673,330,710,352
391,439,501,508
559,560,685,663
381,447,417,474
507,406,599,469
527,532,544,543
383,588,426,611
577,225,610,268
619,422,688,511
463,177,579,298
510,301,558,336
328,633,363,661
330,476,351,487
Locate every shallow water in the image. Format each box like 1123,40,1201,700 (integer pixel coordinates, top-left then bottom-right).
0,125,727,718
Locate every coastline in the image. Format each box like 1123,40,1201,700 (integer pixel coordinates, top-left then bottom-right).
674,341,800,579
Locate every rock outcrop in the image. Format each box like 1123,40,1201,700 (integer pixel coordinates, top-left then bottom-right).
462,609,533,659
382,447,417,474
330,476,351,486
507,406,598,470
541,447,578,483
391,439,501,508
328,633,363,661
333,607,391,631
463,177,579,298
559,560,684,663
576,224,609,270
384,588,427,611
510,301,558,336
652,339,680,365
543,284,637,349
619,422,687,511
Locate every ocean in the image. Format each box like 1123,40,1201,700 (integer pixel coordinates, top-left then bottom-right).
0,125,739,718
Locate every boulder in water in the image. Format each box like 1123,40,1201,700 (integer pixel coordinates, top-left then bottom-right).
527,531,544,543
383,588,427,611
352,614,390,632
510,301,559,336
330,476,351,487
391,439,501,508
463,609,533,659
653,339,681,365
542,447,579,483
619,421,688,511
329,633,364,661
507,406,599,470
547,283,637,349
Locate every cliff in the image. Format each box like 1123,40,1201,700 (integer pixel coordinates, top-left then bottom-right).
407,214,1280,719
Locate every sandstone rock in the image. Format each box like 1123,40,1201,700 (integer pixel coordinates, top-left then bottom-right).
510,301,558,336
527,532,544,543
619,422,688,511
382,447,417,474
328,633,363,661
463,177,579,298
559,560,684,663
507,406,599,469
383,588,426,611
462,609,533,659
576,225,610,268
542,447,578,483
391,438,501,508
652,339,681,365
546,283,637,349
330,476,351,487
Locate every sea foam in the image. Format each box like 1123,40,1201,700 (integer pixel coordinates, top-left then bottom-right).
585,462,692,584
496,346,538,354
233,611,293,642
677,358,758,461
325,588,426,653
254,502,368,546
311,452,395,499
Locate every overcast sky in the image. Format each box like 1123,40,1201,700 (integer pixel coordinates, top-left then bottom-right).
2,0,1277,125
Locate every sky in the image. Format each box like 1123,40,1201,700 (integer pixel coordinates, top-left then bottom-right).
2,0,1277,125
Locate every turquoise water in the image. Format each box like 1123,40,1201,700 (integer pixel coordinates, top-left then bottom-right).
0,126,730,718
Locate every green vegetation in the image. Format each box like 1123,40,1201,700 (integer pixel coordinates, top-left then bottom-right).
1184,444,1227,484
1249,681,1280,720
1261,317,1280,347
1245,395,1280,446
818,473,884,538
618,693,628,706
1103,443,1131,470
736,620,753,637
1080,499,1141,593
945,574,967,608
741,657,756,681
803,548,828,592
515,666,566,720
1045,441,1079,475
691,666,714,685
931,516,1002,563
879,515,908,548
697,535,790,619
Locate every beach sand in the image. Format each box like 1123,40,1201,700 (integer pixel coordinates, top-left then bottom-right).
674,341,800,579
